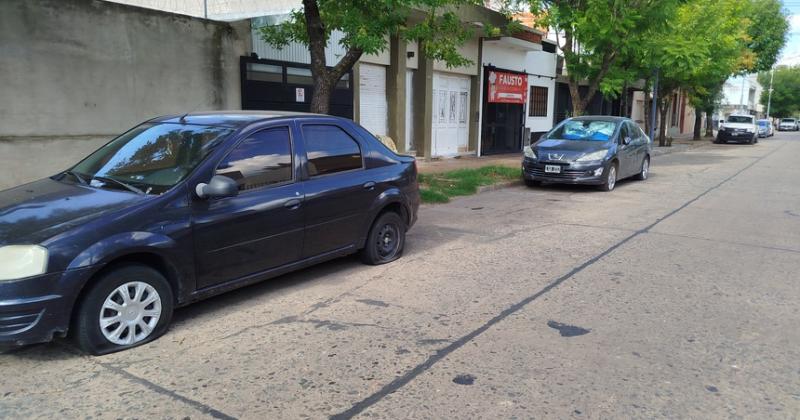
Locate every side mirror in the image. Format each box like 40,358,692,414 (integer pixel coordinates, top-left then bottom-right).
195,175,239,199
622,136,632,145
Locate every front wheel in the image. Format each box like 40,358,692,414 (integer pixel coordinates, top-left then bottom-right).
598,164,617,192
360,212,406,265
635,156,650,181
73,265,174,355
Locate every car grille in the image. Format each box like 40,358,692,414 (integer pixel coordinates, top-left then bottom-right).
0,310,43,336
527,167,589,179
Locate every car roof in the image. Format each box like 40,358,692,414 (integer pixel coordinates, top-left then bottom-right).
568,116,630,122
149,110,336,128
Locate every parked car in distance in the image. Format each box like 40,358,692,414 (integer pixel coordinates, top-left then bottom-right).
716,115,758,144
778,118,798,131
757,119,774,137
0,111,419,354
522,116,652,192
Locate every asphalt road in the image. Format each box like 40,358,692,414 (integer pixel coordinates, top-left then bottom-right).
2,132,799,419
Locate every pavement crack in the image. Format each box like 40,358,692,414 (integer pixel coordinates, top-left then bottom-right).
57,344,236,420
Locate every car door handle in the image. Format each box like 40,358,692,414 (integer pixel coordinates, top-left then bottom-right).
284,198,302,209
363,181,376,190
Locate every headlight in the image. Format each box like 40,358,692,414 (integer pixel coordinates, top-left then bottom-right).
0,245,49,281
523,145,537,159
576,150,609,162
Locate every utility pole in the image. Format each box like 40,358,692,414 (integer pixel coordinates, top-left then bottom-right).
766,67,774,120
649,69,659,141
739,75,746,113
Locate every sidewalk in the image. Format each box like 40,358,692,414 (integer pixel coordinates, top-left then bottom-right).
417,134,714,175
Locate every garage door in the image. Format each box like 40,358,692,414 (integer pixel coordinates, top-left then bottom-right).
359,63,388,136
432,72,470,156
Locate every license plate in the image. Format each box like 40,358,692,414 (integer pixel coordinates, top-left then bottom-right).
545,165,561,174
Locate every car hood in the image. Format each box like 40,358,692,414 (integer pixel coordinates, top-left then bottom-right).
779,121,795,125
723,123,754,130
535,139,612,161
0,178,146,246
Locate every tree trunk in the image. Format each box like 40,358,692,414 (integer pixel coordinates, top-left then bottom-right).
302,0,362,114
658,98,670,147
704,107,714,137
568,81,587,116
693,108,702,140
643,79,651,136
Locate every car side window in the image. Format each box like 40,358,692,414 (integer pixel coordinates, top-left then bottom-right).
301,124,362,176
626,122,642,142
619,123,630,144
216,126,293,191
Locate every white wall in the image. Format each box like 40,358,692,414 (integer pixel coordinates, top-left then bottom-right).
481,42,557,134
433,38,480,76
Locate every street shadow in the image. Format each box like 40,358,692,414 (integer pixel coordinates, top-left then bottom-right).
0,223,450,360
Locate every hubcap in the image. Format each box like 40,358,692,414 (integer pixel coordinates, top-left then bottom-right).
376,223,400,259
99,281,162,346
642,159,649,179
608,167,617,190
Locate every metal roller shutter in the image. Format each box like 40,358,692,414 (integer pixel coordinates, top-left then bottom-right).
358,64,388,136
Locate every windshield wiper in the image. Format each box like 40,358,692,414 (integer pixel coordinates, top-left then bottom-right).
92,176,145,195
63,170,88,185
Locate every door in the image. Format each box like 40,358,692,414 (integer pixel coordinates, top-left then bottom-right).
616,122,636,177
432,72,470,156
192,126,304,289
359,64,388,136
299,123,377,258
406,69,415,153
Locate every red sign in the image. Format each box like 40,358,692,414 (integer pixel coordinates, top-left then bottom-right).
487,70,528,104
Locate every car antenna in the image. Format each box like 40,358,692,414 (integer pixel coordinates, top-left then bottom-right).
179,101,203,124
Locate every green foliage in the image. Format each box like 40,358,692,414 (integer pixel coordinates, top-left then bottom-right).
259,0,480,68
418,166,521,203
758,66,800,118
746,0,790,72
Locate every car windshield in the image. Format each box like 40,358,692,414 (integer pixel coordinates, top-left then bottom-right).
758,120,769,126
67,123,232,195
727,116,753,123
781,119,795,123
547,119,618,142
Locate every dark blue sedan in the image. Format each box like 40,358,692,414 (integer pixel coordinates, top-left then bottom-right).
0,112,419,354
522,116,652,191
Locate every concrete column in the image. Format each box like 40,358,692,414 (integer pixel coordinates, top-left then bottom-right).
387,35,408,153
352,62,361,122
469,38,483,154
413,44,434,159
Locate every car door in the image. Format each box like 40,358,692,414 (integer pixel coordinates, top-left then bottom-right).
191,125,304,289
298,122,377,258
616,122,636,177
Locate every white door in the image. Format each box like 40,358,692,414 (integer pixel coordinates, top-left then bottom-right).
359,64,388,136
432,72,470,157
405,70,415,152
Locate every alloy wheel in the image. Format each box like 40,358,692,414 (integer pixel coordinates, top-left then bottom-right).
607,166,617,190
99,281,162,346
641,159,649,180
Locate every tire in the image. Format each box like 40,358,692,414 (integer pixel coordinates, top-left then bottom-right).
598,163,618,192
360,211,406,265
524,179,541,188
635,156,650,181
73,265,174,355
713,137,722,144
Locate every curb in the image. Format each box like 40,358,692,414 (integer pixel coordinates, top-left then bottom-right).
476,179,524,194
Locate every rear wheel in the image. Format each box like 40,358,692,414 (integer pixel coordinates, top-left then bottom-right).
598,163,617,192
73,265,174,355
360,212,406,265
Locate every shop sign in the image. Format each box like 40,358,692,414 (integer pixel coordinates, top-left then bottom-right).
487,70,527,104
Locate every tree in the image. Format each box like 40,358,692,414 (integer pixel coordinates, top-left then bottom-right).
259,0,483,114
758,66,800,118
529,0,679,116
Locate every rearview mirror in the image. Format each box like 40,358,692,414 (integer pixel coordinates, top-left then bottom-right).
195,175,239,199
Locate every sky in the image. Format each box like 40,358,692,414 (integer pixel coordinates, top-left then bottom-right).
778,2,800,65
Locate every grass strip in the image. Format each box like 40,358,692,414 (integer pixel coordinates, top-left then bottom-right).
418,165,520,203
